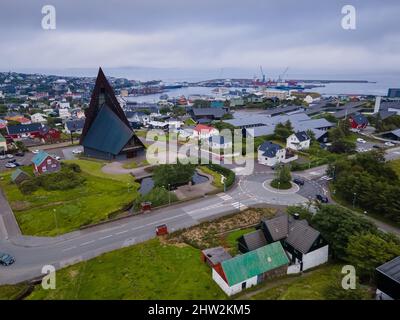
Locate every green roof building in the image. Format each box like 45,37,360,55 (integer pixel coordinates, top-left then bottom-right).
212,242,289,296
80,68,145,160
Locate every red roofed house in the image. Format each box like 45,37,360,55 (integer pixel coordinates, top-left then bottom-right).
349,113,368,130
192,124,219,140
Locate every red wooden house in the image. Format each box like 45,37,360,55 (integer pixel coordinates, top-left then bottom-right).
32,151,61,175
349,113,368,130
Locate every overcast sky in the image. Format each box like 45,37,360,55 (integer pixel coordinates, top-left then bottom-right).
1,0,399,78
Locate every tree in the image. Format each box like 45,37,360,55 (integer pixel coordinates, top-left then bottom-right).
311,205,377,259
152,163,196,188
274,122,293,141
323,276,371,300
346,233,400,280
271,165,292,189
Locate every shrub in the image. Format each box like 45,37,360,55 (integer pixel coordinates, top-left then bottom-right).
19,179,38,195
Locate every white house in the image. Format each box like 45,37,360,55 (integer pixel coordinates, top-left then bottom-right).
257,141,286,166
261,215,329,274
58,108,71,119
207,135,232,149
212,242,289,296
30,113,47,124
192,124,219,140
286,131,311,151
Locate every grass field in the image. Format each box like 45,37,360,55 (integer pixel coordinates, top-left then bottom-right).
0,162,140,236
0,284,29,300
64,159,135,183
246,264,372,300
25,238,226,300
198,166,223,189
390,159,400,177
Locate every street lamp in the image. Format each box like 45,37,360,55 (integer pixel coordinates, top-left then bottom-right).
352,192,357,209
168,183,171,205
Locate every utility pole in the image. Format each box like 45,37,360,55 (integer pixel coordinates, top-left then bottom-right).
168,183,171,205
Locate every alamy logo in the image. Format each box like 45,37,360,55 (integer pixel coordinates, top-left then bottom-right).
41,265,56,290
341,5,356,30
41,5,56,30
341,265,356,290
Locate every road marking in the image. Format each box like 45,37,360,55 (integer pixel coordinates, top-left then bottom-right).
116,230,129,235
80,240,95,247
231,202,248,210
218,193,233,201
98,235,113,240
62,246,77,252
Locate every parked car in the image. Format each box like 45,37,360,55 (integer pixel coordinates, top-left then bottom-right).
72,149,82,154
50,154,61,160
293,178,305,186
0,155,6,160
14,162,22,167
5,163,16,168
316,194,329,203
0,252,15,266
7,159,16,163
32,149,40,154
15,151,25,157
385,142,395,147
6,154,13,159
356,138,366,144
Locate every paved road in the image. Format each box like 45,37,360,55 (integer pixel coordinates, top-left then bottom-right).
1,148,399,285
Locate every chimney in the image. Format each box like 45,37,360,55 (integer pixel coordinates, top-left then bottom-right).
374,96,381,114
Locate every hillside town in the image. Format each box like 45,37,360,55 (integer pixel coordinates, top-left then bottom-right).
0,67,400,302
1,0,400,309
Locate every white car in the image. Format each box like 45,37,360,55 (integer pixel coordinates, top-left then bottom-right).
356,138,366,144
72,149,82,154
385,142,395,147
32,149,40,154
5,163,16,168
0,155,6,160
50,154,61,160
6,154,13,159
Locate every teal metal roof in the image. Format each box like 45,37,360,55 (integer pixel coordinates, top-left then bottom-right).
32,151,50,166
221,242,289,286
11,168,29,182
82,104,133,155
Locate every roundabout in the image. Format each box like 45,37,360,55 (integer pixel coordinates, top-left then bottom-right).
237,170,325,206
262,179,300,194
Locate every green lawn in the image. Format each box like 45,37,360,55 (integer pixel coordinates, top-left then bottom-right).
390,159,400,177
198,166,223,189
246,264,371,300
0,163,140,236
0,284,29,300
224,228,254,255
26,239,226,300
64,159,135,183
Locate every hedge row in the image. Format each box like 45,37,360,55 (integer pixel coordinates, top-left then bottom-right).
204,164,235,188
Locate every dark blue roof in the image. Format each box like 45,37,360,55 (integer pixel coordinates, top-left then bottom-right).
208,135,228,144
7,123,42,135
66,119,85,131
351,113,368,125
258,141,282,158
82,105,133,155
294,131,310,142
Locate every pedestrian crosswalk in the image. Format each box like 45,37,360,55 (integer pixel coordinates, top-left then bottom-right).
231,201,248,210
217,193,233,201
